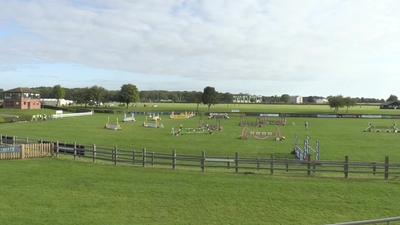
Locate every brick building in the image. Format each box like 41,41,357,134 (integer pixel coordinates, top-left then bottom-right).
2,87,41,109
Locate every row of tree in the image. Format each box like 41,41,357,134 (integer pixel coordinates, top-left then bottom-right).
1,86,233,107
0,87,396,104
34,85,222,111
327,95,358,113
0,86,398,113
49,84,140,108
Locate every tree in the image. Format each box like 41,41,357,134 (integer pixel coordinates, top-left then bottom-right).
104,90,119,103
171,93,179,103
386,94,398,102
202,86,219,111
0,88,3,100
280,94,290,103
32,86,53,98
191,91,203,112
328,95,345,113
269,95,279,103
74,87,92,106
261,96,268,103
52,84,65,107
90,85,106,107
343,97,357,113
118,84,139,109
139,91,149,102
222,93,233,103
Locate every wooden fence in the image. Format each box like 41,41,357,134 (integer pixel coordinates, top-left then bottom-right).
0,143,54,160
52,144,400,180
2,134,400,180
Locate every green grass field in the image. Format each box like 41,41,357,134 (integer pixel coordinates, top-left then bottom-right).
1,103,400,224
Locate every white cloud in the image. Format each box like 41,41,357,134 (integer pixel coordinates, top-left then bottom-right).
1,0,400,98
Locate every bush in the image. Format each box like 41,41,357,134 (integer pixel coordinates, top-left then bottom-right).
92,109,115,114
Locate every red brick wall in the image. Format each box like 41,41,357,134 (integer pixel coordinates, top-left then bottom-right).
3,99,41,109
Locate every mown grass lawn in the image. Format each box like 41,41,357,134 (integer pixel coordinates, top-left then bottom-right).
1,111,400,162
1,158,400,225
1,103,400,224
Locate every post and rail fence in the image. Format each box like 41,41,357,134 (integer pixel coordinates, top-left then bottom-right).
2,134,400,180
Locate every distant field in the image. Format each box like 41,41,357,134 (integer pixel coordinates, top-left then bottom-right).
80,102,391,114
1,103,400,224
1,102,392,116
1,104,400,162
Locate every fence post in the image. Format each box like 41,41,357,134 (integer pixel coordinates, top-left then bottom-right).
114,146,118,166
73,142,77,161
151,152,154,166
78,144,81,158
385,156,389,180
307,154,311,177
270,153,274,175
51,143,55,157
133,150,136,164
172,149,176,170
227,157,231,169
286,158,289,172
93,144,96,163
26,137,29,144
257,157,260,171
313,160,316,173
13,136,16,145
142,148,146,167
201,151,205,172
235,152,239,173
344,155,349,179
372,162,376,175
56,141,59,158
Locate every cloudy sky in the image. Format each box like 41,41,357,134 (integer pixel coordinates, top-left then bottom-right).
1,0,399,99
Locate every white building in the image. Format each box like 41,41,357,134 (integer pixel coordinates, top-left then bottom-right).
289,96,303,104
41,98,73,106
315,98,329,104
233,94,262,103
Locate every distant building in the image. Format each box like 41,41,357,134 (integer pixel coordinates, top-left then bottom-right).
2,87,41,109
315,98,329,104
233,94,262,103
380,101,400,109
289,95,303,104
301,96,328,104
41,98,73,107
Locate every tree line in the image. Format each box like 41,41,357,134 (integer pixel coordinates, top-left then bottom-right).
0,86,398,113
4,85,226,111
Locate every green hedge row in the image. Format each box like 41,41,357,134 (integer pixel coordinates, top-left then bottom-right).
43,105,124,114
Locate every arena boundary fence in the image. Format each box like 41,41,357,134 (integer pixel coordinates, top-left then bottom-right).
2,134,400,180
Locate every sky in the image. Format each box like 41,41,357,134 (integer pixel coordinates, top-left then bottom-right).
1,0,400,99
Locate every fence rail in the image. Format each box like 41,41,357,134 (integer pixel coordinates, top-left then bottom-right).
2,134,400,180
326,216,400,225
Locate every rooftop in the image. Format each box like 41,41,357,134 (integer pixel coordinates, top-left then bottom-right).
4,87,40,93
